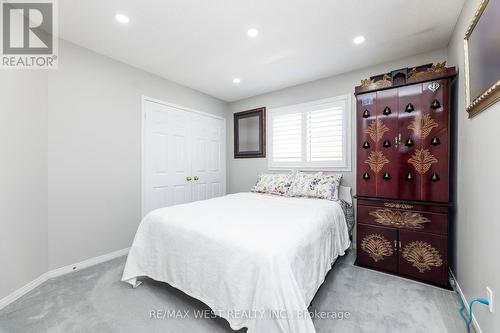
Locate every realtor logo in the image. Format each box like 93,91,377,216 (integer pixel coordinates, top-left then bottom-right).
1,0,58,68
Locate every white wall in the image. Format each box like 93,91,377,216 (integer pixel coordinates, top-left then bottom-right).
46,40,227,270
0,71,48,299
1,40,227,300
227,48,448,194
447,1,500,331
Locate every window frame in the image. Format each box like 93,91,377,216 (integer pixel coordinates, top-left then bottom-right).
267,95,352,171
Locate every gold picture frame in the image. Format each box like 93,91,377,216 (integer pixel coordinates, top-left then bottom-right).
464,0,500,118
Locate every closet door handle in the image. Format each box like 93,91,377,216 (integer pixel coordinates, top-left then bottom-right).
193,176,199,181
186,176,192,181
394,240,397,250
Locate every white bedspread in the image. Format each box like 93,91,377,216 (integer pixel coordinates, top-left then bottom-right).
122,192,350,333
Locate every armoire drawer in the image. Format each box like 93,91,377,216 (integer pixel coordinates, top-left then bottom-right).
357,203,448,235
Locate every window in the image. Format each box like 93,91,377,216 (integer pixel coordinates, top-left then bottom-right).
268,95,351,170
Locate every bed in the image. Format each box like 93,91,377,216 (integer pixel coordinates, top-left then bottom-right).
122,190,351,333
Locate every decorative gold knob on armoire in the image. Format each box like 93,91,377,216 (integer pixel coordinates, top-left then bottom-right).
383,172,391,180
430,173,440,182
430,99,441,109
405,103,415,113
383,106,391,115
362,110,370,118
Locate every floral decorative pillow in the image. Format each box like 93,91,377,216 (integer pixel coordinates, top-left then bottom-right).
288,172,323,198
251,173,294,195
289,172,343,201
318,173,343,201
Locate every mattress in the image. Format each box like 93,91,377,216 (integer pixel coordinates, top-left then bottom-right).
122,192,350,333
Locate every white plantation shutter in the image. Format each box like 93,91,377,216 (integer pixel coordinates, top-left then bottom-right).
307,106,344,162
271,112,302,162
268,96,350,170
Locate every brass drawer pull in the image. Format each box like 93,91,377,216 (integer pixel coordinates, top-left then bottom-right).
384,202,414,209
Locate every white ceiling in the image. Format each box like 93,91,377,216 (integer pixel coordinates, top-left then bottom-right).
59,0,465,102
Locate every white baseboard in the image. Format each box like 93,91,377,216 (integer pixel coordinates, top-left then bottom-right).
0,272,51,311
47,247,129,279
450,270,482,333
0,247,129,311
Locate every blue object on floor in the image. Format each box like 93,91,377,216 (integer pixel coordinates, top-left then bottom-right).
451,277,490,332
459,296,489,332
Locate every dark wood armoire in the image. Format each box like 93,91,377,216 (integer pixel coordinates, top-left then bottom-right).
354,62,456,287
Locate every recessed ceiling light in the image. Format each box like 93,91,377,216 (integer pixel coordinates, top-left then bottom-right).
353,36,365,45
233,78,241,84
115,13,130,24
247,28,259,38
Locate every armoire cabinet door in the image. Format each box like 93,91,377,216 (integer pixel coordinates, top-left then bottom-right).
375,88,399,198
357,80,450,203
421,79,449,202
356,92,377,197
397,84,423,200
357,224,398,273
398,230,448,286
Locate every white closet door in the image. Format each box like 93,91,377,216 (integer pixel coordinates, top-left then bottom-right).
143,100,192,215
143,98,226,216
190,113,225,201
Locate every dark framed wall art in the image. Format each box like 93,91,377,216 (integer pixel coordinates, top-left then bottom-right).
464,0,500,118
234,107,266,158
